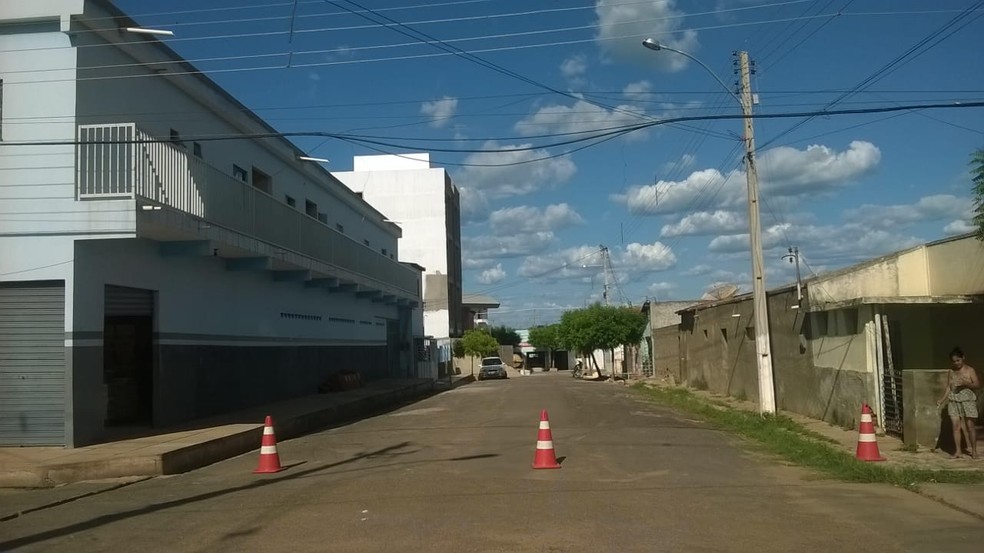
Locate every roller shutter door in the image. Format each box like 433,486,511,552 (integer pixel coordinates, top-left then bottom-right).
0,281,66,446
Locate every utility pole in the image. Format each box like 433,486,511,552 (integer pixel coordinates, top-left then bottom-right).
782,247,803,303
600,245,611,306
737,51,776,414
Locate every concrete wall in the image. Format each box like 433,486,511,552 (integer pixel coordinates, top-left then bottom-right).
0,5,136,238
679,298,759,401
925,236,984,296
334,155,463,339
652,325,680,382
809,235,984,306
902,370,949,448
68,238,404,444
69,3,398,256
679,287,870,428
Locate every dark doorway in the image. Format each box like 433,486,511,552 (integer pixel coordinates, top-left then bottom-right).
104,316,153,425
386,319,400,379
103,285,155,427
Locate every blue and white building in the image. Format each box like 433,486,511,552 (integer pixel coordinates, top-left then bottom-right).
0,0,424,447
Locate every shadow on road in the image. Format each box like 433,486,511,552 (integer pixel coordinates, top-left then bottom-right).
0,441,492,550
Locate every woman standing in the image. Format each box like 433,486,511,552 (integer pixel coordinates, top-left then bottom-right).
938,347,980,459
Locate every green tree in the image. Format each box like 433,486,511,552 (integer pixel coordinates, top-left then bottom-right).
558,304,647,376
489,325,521,347
973,148,984,241
528,324,561,368
452,339,464,359
460,328,499,377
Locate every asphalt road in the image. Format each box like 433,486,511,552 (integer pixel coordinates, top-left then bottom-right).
2,372,983,552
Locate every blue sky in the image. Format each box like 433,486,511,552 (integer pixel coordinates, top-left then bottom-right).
116,0,984,328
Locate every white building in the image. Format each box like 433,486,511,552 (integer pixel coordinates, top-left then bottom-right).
0,0,425,447
334,154,463,347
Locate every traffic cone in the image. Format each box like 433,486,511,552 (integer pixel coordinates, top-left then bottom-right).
254,415,285,473
532,409,561,469
855,404,886,462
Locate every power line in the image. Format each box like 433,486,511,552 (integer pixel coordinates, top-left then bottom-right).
759,1,984,150
6,101,983,169
4,12,942,84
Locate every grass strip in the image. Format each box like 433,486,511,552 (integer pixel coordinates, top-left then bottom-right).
633,384,984,487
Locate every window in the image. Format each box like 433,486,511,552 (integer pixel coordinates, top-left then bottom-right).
192,141,202,158
381,248,388,256
317,212,328,224
355,191,364,198
169,128,183,147
720,328,728,343
336,223,345,233
251,167,272,194
232,164,248,183
285,195,296,208
305,199,318,218
363,239,371,247
745,326,755,341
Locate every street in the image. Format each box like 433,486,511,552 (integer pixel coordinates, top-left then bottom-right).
2,372,983,552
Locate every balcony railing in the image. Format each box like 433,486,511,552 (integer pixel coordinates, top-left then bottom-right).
77,123,418,296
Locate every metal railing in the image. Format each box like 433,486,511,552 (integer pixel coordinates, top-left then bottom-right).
77,123,419,295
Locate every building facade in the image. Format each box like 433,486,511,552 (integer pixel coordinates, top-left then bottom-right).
658,234,984,443
0,0,424,447
334,154,463,343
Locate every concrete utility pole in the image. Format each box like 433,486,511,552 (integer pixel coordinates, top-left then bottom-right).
737,51,776,414
600,245,612,306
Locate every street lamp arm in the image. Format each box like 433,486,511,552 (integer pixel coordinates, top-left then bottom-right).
642,39,740,106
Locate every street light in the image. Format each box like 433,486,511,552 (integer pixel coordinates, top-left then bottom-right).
122,27,174,37
298,156,330,163
642,38,776,414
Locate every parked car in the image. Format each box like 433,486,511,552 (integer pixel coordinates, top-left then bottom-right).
478,357,508,380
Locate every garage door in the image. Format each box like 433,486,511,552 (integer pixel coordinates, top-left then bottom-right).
0,281,66,446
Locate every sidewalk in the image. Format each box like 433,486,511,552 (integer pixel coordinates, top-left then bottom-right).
0,378,436,489
640,379,984,520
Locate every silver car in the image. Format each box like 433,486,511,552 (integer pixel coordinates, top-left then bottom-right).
478,357,508,380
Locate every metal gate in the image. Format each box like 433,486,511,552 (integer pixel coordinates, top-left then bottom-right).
881,316,904,437
0,281,66,445
105,285,154,316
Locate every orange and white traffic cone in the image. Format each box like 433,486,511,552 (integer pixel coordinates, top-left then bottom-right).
532,409,562,469
254,415,285,473
855,404,886,462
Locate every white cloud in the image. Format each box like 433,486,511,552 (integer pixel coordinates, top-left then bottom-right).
420,96,458,128
660,153,696,175
594,0,699,71
518,245,607,279
464,258,494,270
682,264,712,276
648,281,676,293
614,141,881,215
615,167,732,215
477,264,507,285
516,241,677,282
618,241,677,272
944,219,976,235
456,142,577,199
622,80,653,102
661,210,745,237
488,203,585,234
707,224,791,253
457,186,490,223
560,55,588,80
758,141,882,196
463,232,556,260
843,194,972,229
514,99,649,141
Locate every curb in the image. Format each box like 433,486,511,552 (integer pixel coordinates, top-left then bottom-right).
1,380,436,488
